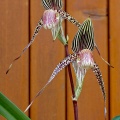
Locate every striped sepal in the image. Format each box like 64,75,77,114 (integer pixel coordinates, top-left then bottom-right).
72,18,94,53
42,0,62,10
6,19,43,74
42,0,53,9
58,9,81,27
53,0,63,10
24,53,77,112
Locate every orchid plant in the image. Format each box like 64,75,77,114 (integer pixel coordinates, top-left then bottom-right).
6,0,113,120
24,18,108,119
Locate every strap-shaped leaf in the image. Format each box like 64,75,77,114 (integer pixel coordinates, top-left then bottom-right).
0,92,30,120
92,63,107,118
24,53,77,112
6,19,43,74
72,18,94,53
112,116,120,120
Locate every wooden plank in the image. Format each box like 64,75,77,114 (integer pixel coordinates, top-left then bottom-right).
66,0,109,119
0,0,29,119
110,0,120,119
30,1,66,119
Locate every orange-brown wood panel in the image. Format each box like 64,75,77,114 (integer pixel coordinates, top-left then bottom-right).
66,0,109,120
110,0,120,119
0,0,29,119
30,0,66,120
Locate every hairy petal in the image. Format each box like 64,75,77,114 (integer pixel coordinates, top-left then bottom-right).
24,53,77,112
6,19,43,74
72,18,94,53
92,63,107,118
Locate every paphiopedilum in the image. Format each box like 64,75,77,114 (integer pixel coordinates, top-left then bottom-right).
24,18,107,118
6,0,82,74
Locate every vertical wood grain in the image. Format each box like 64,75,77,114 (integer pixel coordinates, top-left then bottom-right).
0,0,29,119
30,0,66,119
109,0,120,119
66,0,109,119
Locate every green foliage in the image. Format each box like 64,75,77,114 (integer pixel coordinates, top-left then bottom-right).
0,92,30,120
113,116,120,120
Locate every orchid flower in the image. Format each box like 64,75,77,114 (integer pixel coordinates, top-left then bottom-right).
6,0,82,74
24,19,107,119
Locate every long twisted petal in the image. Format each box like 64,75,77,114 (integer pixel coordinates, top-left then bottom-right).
24,53,77,112
57,9,81,27
92,63,107,119
6,19,43,74
72,18,94,53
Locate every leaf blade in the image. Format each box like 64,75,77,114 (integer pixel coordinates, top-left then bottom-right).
0,92,30,120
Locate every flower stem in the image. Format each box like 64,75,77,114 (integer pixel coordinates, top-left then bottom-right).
65,45,78,120
57,26,78,120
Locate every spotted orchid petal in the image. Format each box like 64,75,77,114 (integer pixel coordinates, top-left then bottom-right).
92,63,107,118
24,53,77,112
57,9,81,27
6,19,43,74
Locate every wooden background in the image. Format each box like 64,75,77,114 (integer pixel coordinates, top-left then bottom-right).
0,0,119,120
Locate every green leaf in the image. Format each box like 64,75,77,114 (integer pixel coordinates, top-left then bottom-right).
113,116,120,120
0,92,30,120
